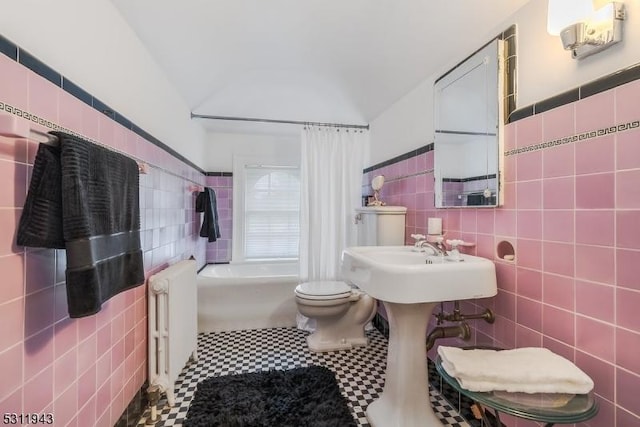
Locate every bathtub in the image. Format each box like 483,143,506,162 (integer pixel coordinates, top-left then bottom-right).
197,262,299,333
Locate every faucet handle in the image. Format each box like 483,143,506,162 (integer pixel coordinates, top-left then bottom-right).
446,239,463,249
411,234,427,251
411,234,426,245
445,239,465,261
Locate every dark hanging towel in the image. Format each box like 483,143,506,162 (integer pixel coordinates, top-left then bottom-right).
195,187,221,242
17,132,144,318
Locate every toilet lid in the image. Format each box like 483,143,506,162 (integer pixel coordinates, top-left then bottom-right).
295,281,352,300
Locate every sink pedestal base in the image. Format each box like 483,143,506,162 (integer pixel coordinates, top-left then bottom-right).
366,301,441,427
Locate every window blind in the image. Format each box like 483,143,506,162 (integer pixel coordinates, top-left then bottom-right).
244,167,300,259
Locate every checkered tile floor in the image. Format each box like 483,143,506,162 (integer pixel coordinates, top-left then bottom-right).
137,327,470,426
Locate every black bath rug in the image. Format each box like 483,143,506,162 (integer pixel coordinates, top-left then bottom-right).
183,365,357,427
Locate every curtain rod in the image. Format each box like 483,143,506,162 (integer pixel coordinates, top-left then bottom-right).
190,113,370,130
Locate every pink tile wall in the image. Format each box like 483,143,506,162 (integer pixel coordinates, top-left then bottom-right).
367,78,640,426
203,176,233,263
0,57,206,426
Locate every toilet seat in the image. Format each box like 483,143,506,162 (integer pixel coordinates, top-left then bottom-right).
295,281,352,300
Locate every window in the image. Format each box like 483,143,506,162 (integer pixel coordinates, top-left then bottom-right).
232,155,300,262
244,167,300,259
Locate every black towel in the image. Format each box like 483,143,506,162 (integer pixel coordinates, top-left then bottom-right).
17,132,144,318
195,187,221,242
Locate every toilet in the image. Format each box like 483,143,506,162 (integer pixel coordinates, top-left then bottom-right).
295,206,407,352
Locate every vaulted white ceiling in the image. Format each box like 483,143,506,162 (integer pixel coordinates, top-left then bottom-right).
109,0,529,135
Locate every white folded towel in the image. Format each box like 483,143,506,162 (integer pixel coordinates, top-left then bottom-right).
438,346,594,394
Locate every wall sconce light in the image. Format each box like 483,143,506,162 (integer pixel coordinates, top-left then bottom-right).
547,0,626,59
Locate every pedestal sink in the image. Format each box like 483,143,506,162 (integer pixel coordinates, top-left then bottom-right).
341,246,497,427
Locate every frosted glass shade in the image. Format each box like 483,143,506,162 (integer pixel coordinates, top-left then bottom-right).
547,0,594,35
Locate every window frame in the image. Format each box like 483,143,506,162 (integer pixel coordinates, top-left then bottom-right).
231,154,300,263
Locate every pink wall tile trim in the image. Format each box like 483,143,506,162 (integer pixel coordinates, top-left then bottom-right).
617,288,640,332
576,135,615,175
543,242,574,277
617,249,640,291
0,344,23,402
476,209,495,234
616,369,640,417
616,129,640,171
0,254,25,304
23,365,52,413
542,143,574,178
616,328,640,375
616,407,640,426
493,316,516,348
575,90,615,134
24,287,55,337
54,347,77,395
0,54,207,425
58,92,84,134
543,103,575,141
542,273,574,311
516,150,542,181
617,211,640,250
25,250,55,295
587,398,615,427
0,209,21,256
543,210,574,243
615,78,640,124
515,324,542,348
575,210,614,246
0,160,27,208
28,73,59,124
516,180,542,209
542,177,574,210
575,173,615,209
516,267,542,300
53,381,77,427
516,296,542,331
575,351,614,401
23,326,54,382
504,122,516,152
616,169,640,209
495,261,516,292
494,209,516,237
516,114,543,148
495,289,516,320
575,244,615,284
0,55,29,110
504,155,517,183
542,305,575,345
575,280,614,322
517,210,542,239
576,210,615,246
516,238,542,270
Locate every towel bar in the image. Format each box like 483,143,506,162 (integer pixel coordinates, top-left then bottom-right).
29,127,149,175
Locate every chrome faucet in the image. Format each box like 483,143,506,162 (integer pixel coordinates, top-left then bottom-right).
411,233,448,256
418,240,448,256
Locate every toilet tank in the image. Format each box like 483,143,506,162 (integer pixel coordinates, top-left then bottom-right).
355,206,407,246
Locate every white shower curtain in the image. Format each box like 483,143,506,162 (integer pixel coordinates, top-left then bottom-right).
297,125,368,330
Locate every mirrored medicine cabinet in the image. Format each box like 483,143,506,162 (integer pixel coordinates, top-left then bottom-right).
434,26,516,208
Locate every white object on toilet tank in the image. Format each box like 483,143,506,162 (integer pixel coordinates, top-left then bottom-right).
355,206,407,246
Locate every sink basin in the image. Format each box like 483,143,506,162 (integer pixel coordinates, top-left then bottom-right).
341,245,497,304
341,245,497,426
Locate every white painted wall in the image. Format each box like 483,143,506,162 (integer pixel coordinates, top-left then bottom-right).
370,0,640,166
203,132,300,172
0,0,206,168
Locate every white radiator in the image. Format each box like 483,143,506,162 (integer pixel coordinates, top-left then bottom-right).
148,259,198,407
